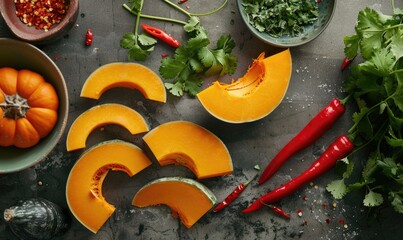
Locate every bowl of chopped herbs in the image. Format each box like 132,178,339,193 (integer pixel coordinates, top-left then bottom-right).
237,0,336,47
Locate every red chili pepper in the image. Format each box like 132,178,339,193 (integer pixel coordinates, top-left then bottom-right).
141,24,180,48
178,0,188,3
260,202,291,219
213,174,257,213
243,135,354,214
341,57,354,71
258,98,345,185
85,29,93,46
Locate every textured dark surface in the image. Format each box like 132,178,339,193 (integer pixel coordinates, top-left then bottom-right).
1,1,403,239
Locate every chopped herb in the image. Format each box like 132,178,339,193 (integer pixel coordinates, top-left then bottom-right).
241,0,319,37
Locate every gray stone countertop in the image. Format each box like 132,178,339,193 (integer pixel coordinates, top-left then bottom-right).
1,0,403,239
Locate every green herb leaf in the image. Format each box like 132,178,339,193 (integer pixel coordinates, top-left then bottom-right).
344,34,360,59
326,179,348,199
363,190,384,207
389,192,403,214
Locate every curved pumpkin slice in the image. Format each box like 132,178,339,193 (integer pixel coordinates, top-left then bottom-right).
66,140,152,233
132,177,217,228
66,103,149,151
197,49,292,123
80,62,166,103
143,121,233,179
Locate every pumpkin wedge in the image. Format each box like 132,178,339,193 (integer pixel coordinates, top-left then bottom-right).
80,62,166,103
132,177,217,228
197,49,292,123
143,121,233,179
66,103,149,151
66,140,152,233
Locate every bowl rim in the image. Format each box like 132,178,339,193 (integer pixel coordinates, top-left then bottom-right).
236,0,337,48
0,38,69,174
0,0,79,43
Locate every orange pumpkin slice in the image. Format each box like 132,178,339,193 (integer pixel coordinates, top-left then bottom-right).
143,121,233,179
197,49,292,123
66,103,149,151
132,177,217,228
80,62,166,103
66,140,152,233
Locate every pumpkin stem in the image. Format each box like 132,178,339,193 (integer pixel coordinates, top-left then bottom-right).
0,94,30,119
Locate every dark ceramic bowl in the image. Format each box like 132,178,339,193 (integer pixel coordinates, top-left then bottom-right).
237,0,336,47
0,38,69,173
0,0,79,44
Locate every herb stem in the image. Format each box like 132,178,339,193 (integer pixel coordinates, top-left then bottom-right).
162,0,229,17
123,4,187,25
133,0,144,40
162,0,191,17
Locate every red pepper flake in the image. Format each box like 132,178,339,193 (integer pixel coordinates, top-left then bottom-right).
161,54,168,58
54,53,61,61
322,203,328,209
85,28,93,46
15,0,68,31
296,209,303,217
178,0,188,3
302,195,307,201
185,5,190,9
338,219,345,225
325,218,331,224
303,220,308,225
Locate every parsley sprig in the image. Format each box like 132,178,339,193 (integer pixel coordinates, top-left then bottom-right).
326,4,403,214
121,0,237,97
120,0,157,61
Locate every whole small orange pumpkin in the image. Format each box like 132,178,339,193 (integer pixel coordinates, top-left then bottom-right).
0,67,59,148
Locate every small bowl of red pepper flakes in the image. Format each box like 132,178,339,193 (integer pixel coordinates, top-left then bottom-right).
0,0,79,44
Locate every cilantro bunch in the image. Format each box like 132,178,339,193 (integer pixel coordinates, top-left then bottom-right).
120,0,237,96
160,17,237,96
241,0,319,37
326,6,403,214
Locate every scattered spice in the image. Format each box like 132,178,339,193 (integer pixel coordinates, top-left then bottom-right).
302,195,307,201
338,219,345,225
161,53,168,58
178,0,188,3
85,28,93,46
325,218,330,224
15,0,68,31
296,209,303,217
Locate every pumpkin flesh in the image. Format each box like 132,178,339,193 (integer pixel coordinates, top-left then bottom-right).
0,68,59,148
66,140,152,233
132,177,217,228
66,103,149,151
143,121,233,179
80,62,166,103
197,49,292,123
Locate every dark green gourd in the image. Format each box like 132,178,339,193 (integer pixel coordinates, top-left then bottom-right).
3,198,70,240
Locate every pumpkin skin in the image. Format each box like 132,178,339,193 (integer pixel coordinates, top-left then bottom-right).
197,49,292,123
80,62,166,103
66,140,152,233
4,198,70,240
143,121,233,179
0,67,59,148
132,177,217,228
66,103,149,151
